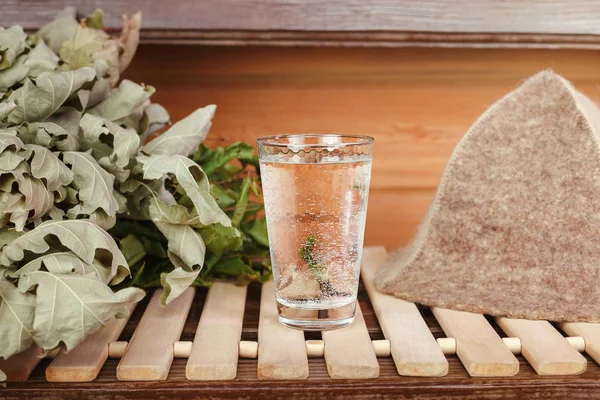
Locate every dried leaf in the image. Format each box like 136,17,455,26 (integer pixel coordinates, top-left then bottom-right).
25,40,60,76
0,220,130,284
37,7,79,54
88,79,155,122
152,220,206,269
138,103,170,143
85,9,104,30
12,252,112,283
20,144,73,190
118,12,141,73
17,121,79,151
0,55,29,93
140,154,231,227
0,100,17,121
0,26,27,70
18,271,144,351
141,105,215,156
160,253,200,305
8,67,96,123
0,277,35,360
63,151,119,216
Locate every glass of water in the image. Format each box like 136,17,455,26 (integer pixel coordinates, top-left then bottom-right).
257,134,374,330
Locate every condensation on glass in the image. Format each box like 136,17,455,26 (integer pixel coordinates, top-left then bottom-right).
258,134,374,330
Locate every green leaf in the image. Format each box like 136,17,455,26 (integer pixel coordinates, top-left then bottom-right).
85,9,104,29
38,7,79,53
0,220,131,285
139,154,231,227
59,25,109,70
88,79,155,122
200,142,255,175
119,235,146,267
199,223,243,254
0,277,35,360
141,105,215,157
212,257,256,278
20,144,73,191
109,220,166,243
63,151,119,217
0,26,27,71
8,67,96,123
248,217,269,247
210,184,236,208
18,271,144,351
232,177,251,227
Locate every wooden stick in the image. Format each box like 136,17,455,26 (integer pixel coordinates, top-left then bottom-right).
306,340,324,358
497,318,586,375
46,303,137,382
561,323,598,363
186,282,247,380
239,341,259,359
433,308,519,377
0,346,43,382
322,304,379,379
372,340,391,357
257,280,309,379
117,288,195,381
105,336,585,359
361,247,448,377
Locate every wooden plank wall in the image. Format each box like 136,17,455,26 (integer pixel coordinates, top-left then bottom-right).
123,45,600,249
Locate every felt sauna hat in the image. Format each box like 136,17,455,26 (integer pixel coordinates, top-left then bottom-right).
375,70,600,323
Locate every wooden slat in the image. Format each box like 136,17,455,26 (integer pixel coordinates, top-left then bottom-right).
257,280,308,380
6,0,600,37
46,303,137,382
117,288,195,381
186,282,247,380
497,318,587,375
322,304,379,379
561,322,600,366
0,346,42,382
432,308,519,377
361,247,448,376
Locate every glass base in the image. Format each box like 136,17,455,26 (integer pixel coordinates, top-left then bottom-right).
276,298,357,331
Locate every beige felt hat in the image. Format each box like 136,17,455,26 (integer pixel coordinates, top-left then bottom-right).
376,70,600,323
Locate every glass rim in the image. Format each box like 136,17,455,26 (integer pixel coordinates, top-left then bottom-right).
256,133,374,148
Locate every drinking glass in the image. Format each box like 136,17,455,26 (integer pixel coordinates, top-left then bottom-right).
257,134,374,330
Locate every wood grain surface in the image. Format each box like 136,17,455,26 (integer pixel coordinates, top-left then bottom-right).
5,284,600,399
117,288,195,381
46,304,137,382
361,247,448,377
322,305,380,379
257,281,309,380
497,318,587,375
432,308,519,377
4,1,600,48
186,282,247,380
120,45,600,249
